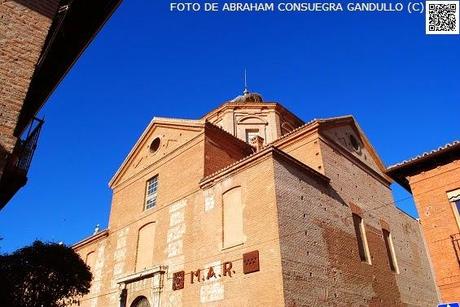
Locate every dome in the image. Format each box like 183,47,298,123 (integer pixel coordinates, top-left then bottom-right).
231,91,264,103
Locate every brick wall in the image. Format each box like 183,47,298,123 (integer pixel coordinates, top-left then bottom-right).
409,159,460,302
204,125,253,177
319,137,438,305
109,134,206,229
273,132,438,306
75,149,286,306
0,0,58,175
277,131,324,175
73,118,440,306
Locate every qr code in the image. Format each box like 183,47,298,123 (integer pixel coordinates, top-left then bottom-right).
426,1,459,34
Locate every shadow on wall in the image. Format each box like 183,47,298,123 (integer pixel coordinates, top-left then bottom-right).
322,223,404,305
0,142,9,177
11,0,58,19
0,142,28,209
276,160,408,306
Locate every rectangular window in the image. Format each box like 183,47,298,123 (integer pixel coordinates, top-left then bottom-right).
223,187,244,248
382,229,399,273
245,129,259,143
455,200,460,215
447,189,460,230
145,176,158,210
352,213,371,264
454,199,460,225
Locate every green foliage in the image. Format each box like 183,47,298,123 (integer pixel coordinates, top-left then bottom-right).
0,240,92,307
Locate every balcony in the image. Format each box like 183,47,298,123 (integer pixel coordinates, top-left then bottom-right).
0,118,44,209
451,233,460,266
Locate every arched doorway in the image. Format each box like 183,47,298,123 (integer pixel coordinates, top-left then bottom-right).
130,296,150,307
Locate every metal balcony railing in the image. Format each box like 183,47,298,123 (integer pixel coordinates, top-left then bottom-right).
16,118,44,173
0,117,44,208
451,233,460,265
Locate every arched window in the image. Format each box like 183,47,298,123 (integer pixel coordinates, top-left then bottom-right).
131,296,150,307
237,115,267,144
85,251,95,270
222,187,244,248
135,223,156,272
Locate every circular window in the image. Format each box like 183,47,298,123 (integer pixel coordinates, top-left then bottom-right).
349,135,361,151
149,137,161,153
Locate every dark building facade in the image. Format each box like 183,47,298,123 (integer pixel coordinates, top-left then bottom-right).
0,0,122,208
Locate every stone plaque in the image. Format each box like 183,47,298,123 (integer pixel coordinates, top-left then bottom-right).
172,271,185,290
243,250,260,274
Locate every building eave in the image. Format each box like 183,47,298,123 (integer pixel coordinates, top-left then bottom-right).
317,115,390,176
269,115,360,148
200,145,330,188
15,0,123,137
386,141,460,192
108,118,205,188
270,119,321,147
204,122,255,153
269,115,392,186
72,229,109,250
387,141,460,173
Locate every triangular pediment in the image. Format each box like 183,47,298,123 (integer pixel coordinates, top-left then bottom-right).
318,116,389,179
109,118,205,188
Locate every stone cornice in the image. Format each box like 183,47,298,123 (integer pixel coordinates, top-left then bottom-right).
202,101,304,125
116,265,167,285
72,229,108,250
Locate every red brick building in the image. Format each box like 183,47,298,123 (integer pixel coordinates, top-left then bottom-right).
73,91,439,307
387,141,460,303
0,0,121,208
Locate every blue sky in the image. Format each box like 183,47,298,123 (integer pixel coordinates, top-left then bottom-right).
1,1,459,253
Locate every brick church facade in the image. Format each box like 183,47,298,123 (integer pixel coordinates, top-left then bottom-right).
73,91,439,306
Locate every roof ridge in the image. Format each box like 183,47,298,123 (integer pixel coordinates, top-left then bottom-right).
204,121,255,150
201,145,273,182
387,140,460,170
265,114,356,148
265,118,320,147
153,117,204,124
200,145,330,186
